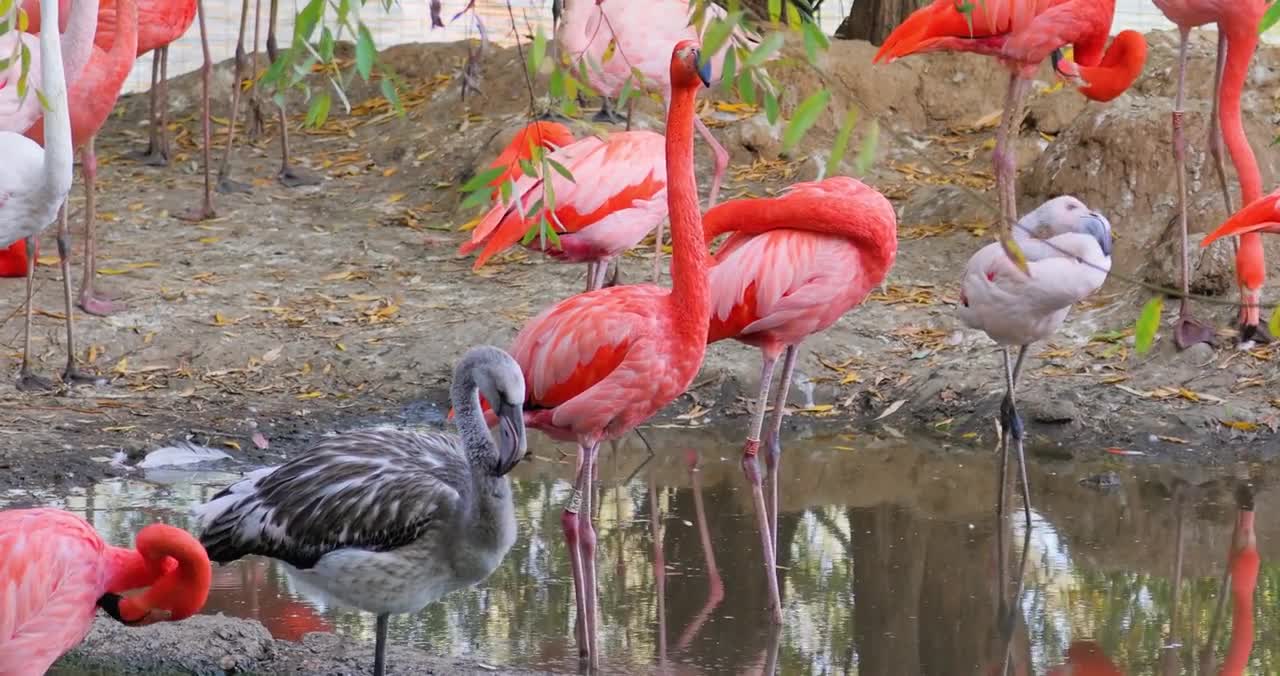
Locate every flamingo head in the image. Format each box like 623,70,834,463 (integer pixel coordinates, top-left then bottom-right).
1019,196,1112,256
671,39,713,90
458,345,528,476
98,524,212,626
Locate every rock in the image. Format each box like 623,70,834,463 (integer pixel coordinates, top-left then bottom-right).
727,114,783,161
898,184,993,226
1030,396,1078,424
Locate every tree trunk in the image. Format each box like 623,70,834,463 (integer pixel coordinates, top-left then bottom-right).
834,0,928,45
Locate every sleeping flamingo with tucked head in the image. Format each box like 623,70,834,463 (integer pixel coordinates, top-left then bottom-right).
459,127,669,291
957,196,1112,526
875,0,1144,270
701,176,898,623
463,41,713,666
0,508,212,675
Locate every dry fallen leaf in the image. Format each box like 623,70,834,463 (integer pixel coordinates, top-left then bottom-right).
875,399,907,421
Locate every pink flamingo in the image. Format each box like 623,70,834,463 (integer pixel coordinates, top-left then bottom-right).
1151,0,1269,347
957,196,1112,526
458,128,669,291
0,0,84,391
482,120,576,200
875,0,1146,264
557,0,748,214
26,0,199,167
25,0,139,319
468,41,712,665
701,176,897,622
1219,489,1259,676
0,508,212,675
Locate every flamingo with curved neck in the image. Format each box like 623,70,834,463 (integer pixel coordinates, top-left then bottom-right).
0,508,212,674
876,0,1145,271
0,0,83,391
476,40,712,666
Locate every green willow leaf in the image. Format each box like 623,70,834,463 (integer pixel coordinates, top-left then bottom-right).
700,12,742,65
460,166,506,193
762,87,780,124
825,108,858,178
304,92,332,127
529,26,547,75
459,187,493,211
355,23,376,80
1268,303,1280,339
546,158,576,183
1260,1,1280,34
743,33,784,68
782,88,830,153
1134,295,1165,354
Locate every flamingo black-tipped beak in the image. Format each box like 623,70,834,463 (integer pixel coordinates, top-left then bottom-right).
1051,49,1065,75
97,593,143,626
495,401,527,476
1085,213,1113,256
697,51,713,88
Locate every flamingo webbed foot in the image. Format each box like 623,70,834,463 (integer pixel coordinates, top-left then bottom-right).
216,175,253,195
63,365,108,387
592,100,628,126
128,144,171,168
278,165,322,188
78,290,124,317
536,109,574,123
1000,394,1024,441
1174,316,1216,351
1239,322,1273,347
17,369,57,392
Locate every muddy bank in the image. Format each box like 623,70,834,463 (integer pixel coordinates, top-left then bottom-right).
52,614,540,675
4,33,1280,494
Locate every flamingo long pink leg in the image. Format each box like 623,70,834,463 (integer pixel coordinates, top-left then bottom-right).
1207,32,1236,233
563,440,600,666
694,116,728,210
57,206,104,386
17,235,49,391
133,51,166,166
77,138,121,317
1170,29,1214,349
742,353,783,625
993,75,1031,242
215,0,255,195
763,344,798,558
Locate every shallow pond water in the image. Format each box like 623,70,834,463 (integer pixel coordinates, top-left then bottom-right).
7,426,1276,675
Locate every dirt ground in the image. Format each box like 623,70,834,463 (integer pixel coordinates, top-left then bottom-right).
4,32,1280,496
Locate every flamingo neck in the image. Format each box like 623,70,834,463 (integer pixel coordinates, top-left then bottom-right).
449,366,498,471
1218,26,1262,205
36,0,73,202
665,79,710,344
59,0,100,84
108,524,211,622
1074,30,1147,103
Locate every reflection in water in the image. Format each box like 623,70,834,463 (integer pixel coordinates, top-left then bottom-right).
6,432,1274,674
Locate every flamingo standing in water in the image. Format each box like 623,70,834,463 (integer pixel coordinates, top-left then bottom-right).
25,0,141,320
700,176,898,622
0,0,83,391
0,508,212,675
957,196,1113,525
1151,0,1269,347
197,346,528,676
459,128,669,292
874,0,1145,266
471,42,712,665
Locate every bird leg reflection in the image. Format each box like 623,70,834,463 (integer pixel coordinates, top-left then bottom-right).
563,440,600,667
763,344,799,559
676,449,724,652
649,479,667,671
741,354,783,624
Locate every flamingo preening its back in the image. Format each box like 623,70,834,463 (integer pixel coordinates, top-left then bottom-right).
0,508,212,675
1152,0,1270,347
875,0,1145,269
197,345,528,676
477,41,712,666
459,128,669,291
701,176,898,621
957,196,1113,525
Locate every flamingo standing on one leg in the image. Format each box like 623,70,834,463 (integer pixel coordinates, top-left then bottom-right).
874,0,1146,268
957,196,1113,528
1149,0,1269,347
26,0,139,319
0,508,212,675
0,0,83,390
458,128,669,293
557,0,755,281
700,176,898,622
465,42,712,666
